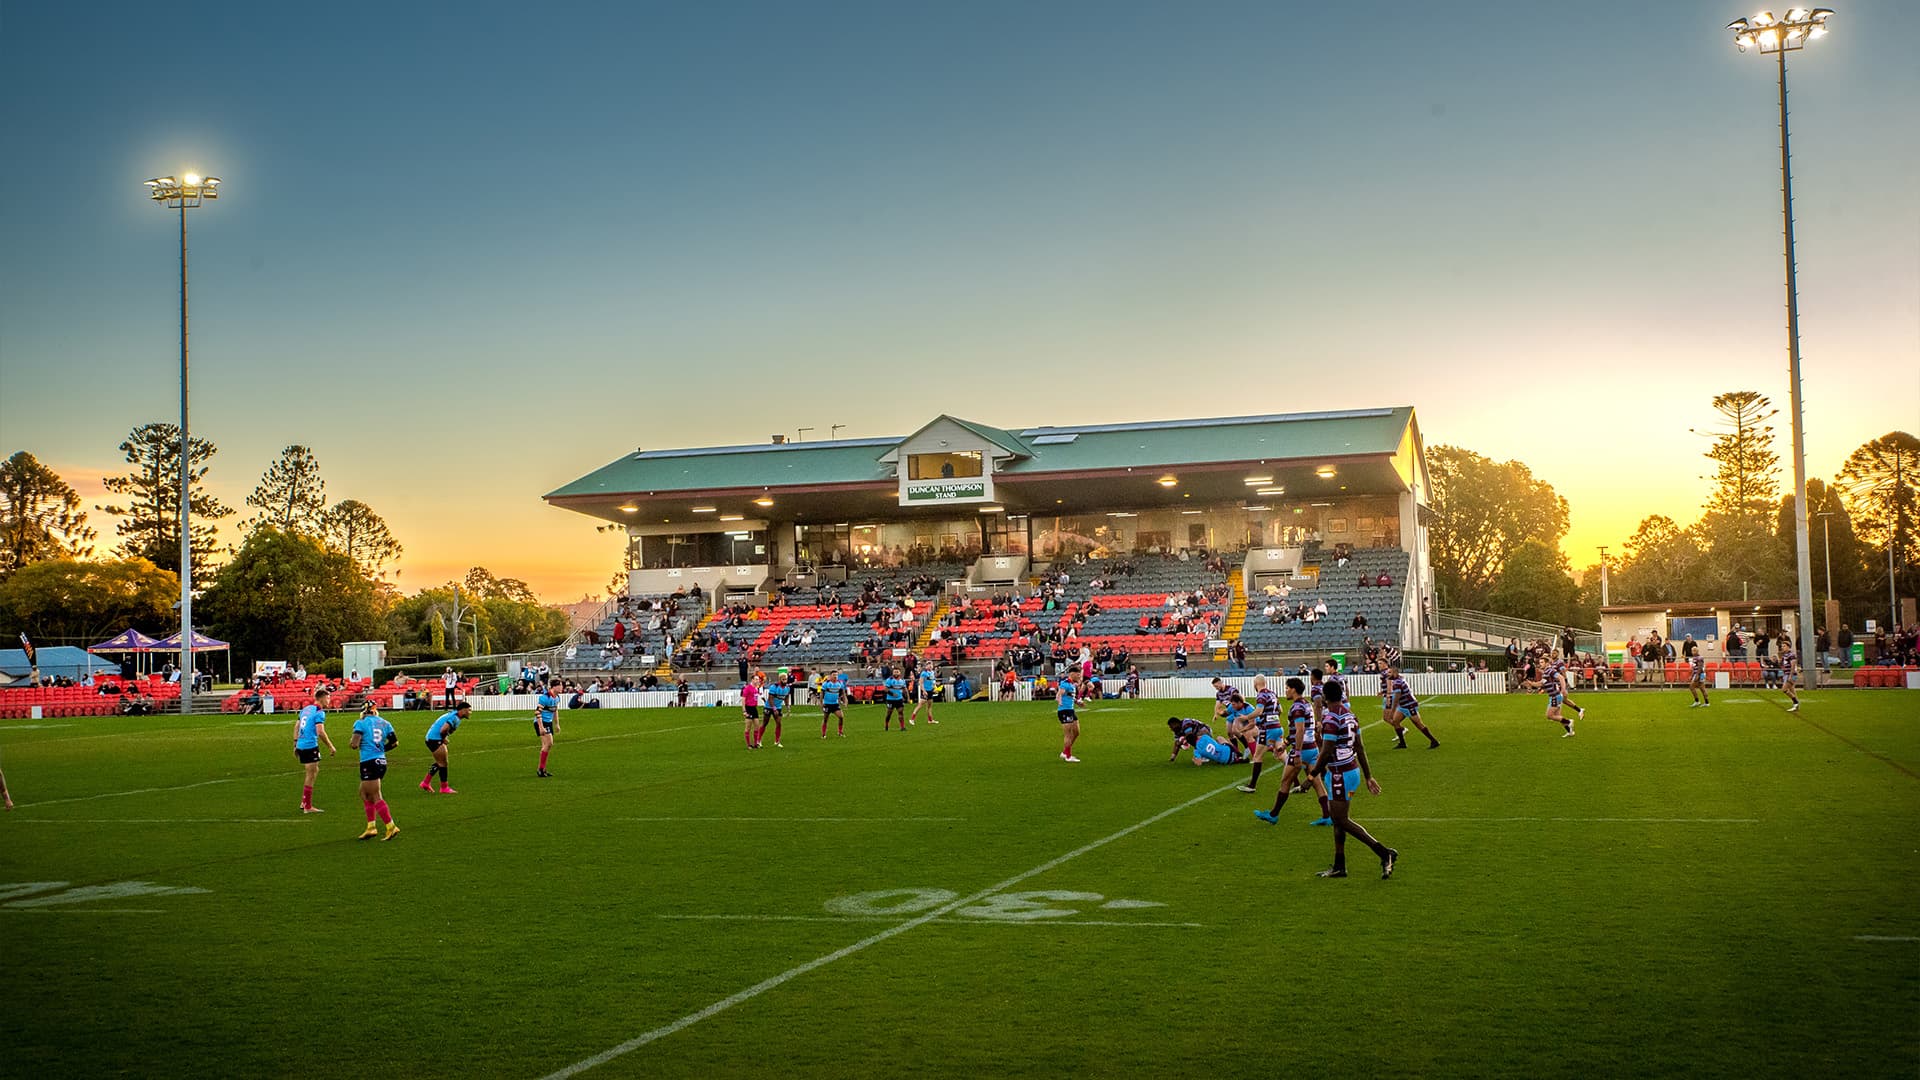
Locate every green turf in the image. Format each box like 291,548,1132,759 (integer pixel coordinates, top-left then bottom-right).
1,690,1916,1079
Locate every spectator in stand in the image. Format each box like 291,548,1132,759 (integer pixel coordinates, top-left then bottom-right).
1352,613,1369,630
1838,623,1854,660
1376,572,1392,587
1173,641,1189,669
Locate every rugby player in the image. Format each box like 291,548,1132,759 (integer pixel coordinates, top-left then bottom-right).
420,700,467,794
741,674,762,750
820,669,848,738
912,666,939,726
1382,665,1439,750
1544,657,1576,736
294,687,338,814
1256,676,1332,825
1687,651,1711,709
1308,680,1396,878
1057,674,1081,762
1236,675,1286,793
1780,642,1802,712
535,683,559,776
1166,716,1212,762
758,674,788,748
882,667,909,730
349,702,400,841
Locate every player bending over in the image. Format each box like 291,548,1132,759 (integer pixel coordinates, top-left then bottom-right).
420,700,467,794
1167,717,1212,762
1308,680,1396,879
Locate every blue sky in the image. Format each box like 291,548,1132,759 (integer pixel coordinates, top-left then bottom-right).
3,1,1915,598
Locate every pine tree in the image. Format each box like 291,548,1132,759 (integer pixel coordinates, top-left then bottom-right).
0,451,97,579
243,445,328,537
97,423,232,574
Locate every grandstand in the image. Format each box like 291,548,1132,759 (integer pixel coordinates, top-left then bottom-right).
546,407,1436,670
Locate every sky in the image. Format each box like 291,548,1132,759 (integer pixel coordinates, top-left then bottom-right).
3,1,1916,601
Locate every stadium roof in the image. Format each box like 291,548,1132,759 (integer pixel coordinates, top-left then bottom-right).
547,406,1421,523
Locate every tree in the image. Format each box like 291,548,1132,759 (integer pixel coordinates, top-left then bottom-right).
0,451,96,579
462,566,537,604
478,596,569,654
1837,432,1920,602
195,528,383,668
243,445,328,538
1485,539,1582,627
1426,445,1569,610
1775,479,1870,607
1612,515,1714,604
0,557,177,643
98,423,232,573
320,499,403,578
1694,392,1789,598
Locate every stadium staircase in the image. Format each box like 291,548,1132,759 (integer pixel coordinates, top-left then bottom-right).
1212,577,1246,662
655,609,720,679
913,596,951,652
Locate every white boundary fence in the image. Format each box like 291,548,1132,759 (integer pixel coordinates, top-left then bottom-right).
456,670,1501,712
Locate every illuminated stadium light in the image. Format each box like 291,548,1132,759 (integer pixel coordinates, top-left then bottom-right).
1315,465,1337,478
1727,8,1831,52
753,497,775,508
1157,475,1178,487
719,514,745,522
692,505,717,513
618,504,638,514
1242,476,1273,485
1256,487,1286,496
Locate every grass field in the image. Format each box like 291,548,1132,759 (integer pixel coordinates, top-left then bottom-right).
2,689,1916,1079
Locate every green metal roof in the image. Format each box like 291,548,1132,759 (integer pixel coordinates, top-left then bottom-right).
546,408,1412,500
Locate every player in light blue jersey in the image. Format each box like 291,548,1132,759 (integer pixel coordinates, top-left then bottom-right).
420,701,468,794
912,667,940,726
349,702,400,841
1056,674,1081,762
1308,680,1394,878
535,685,559,776
820,670,848,738
756,675,789,748
882,668,908,731
293,688,338,814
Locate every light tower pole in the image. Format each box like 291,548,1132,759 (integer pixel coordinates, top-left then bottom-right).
1725,7,1831,683
144,173,220,712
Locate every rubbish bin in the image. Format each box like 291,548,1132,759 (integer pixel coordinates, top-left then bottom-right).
1331,651,1346,673
1850,643,1866,667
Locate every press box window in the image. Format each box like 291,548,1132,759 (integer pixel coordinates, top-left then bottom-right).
908,451,983,481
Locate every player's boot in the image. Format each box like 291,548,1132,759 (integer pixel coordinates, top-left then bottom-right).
382,823,400,841
302,805,325,814
1309,816,1333,826
1236,784,1257,793
1314,867,1347,878
357,822,378,840
1254,810,1278,824
1381,848,1398,879
419,777,433,792
438,786,458,795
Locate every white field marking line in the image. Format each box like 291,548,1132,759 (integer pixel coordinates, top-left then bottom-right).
1855,935,1920,942
6,817,305,825
537,776,1248,1080
15,777,238,809
0,908,167,914
1365,816,1760,824
0,723,74,730
618,816,963,823
654,914,1205,928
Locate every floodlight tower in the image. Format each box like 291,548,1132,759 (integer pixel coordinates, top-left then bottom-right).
144,173,220,712
1724,8,1831,681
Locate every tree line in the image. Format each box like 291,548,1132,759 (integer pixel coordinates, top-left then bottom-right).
0,429,566,670
1428,393,1913,630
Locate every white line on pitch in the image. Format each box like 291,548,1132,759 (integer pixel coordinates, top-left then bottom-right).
14,778,239,809
1855,935,1920,942
655,914,1203,928
1365,816,1760,823
5,817,306,825
536,775,1250,1080
0,908,167,914
618,816,963,823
